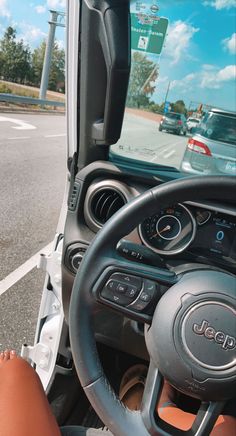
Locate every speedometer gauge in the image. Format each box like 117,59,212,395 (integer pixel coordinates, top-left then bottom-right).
139,204,196,255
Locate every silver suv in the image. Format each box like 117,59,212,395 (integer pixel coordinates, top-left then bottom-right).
181,109,236,175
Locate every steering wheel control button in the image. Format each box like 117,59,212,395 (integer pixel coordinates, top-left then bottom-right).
143,279,158,293
125,285,138,298
106,280,118,292
117,283,127,293
101,273,144,307
101,287,129,306
110,273,142,290
140,292,151,302
130,280,158,312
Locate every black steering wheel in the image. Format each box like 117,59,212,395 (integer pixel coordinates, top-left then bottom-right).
69,176,236,436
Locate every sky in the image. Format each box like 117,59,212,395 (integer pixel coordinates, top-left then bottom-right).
0,0,66,49
131,0,236,111
0,0,235,110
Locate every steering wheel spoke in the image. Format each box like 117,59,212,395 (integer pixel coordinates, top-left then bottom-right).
92,248,177,323
141,360,226,436
191,400,226,436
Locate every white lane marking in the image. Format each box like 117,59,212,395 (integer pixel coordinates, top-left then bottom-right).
150,154,158,162
150,139,185,162
0,116,36,130
150,145,173,162
44,133,66,138
0,242,53,296
163,150,175,159
8,136,31,140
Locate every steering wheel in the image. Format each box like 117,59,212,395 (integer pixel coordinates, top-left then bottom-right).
69,176,236,436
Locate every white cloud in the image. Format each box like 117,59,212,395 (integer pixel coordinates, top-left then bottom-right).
164,20,199,64
47,0,66,9
217,65,236,80
167,65,235,92
171,73,196,88
222,33,236,54
0,0,10,18
170,74,197,94
35,5,47,14
201,65,236,88
202,64,217,71
17,23,47,45
203,0,236,10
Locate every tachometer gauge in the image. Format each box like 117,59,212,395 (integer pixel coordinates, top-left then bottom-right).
139,204,196,255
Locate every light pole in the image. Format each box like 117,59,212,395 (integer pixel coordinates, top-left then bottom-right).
39,9,65,100
163,80,171,108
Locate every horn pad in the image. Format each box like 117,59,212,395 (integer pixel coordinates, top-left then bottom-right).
145,270,236,401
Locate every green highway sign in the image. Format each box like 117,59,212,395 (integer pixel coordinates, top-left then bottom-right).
131,13,168,55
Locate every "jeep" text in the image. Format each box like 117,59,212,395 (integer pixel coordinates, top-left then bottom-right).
193,320,236,350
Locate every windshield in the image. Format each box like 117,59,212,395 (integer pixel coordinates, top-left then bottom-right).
197,113,236,145
188,118,200,123
110,0,236,176
164,113,181,120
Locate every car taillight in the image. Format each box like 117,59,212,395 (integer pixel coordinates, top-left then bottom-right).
187,138,212,156
177,120,182,125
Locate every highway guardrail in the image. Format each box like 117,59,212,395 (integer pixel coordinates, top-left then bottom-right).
0,93,65,107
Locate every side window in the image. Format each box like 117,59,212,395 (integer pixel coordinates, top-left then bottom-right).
0,4,67,352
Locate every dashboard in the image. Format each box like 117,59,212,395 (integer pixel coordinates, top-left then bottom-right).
185,204,236,263
64,161,236,281
139,202,236,262
62,161,236,360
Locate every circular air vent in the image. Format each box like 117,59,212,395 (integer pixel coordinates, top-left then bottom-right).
91,188,125,225
84,180,132,232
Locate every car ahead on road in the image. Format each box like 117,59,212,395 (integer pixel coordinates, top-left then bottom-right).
181,108,236,175
159,112,187,135
186,116,201,132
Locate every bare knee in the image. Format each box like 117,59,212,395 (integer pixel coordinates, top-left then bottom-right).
0,356,40,387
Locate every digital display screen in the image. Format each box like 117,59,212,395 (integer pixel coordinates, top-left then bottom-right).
190,209,236,261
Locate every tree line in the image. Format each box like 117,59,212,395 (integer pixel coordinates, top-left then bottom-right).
0,27,188,113
0,26,65,92
127,51,188,115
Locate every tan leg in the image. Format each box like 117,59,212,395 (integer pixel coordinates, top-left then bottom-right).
0,351,61,436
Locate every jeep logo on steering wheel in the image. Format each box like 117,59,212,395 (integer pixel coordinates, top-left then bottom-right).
193,320,236,350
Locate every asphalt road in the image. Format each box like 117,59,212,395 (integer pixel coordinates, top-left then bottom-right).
0,111,188,354
112,112,189,169
0,113,66,352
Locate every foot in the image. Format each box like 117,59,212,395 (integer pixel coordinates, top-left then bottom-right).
0,349,17,368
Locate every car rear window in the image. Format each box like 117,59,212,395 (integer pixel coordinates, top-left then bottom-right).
197,113,236,145
188,118,200,123
165,113,181,119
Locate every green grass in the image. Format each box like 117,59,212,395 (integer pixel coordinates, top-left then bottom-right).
0,81,65,101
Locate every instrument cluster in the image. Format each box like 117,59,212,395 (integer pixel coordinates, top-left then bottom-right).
139,203,236,263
